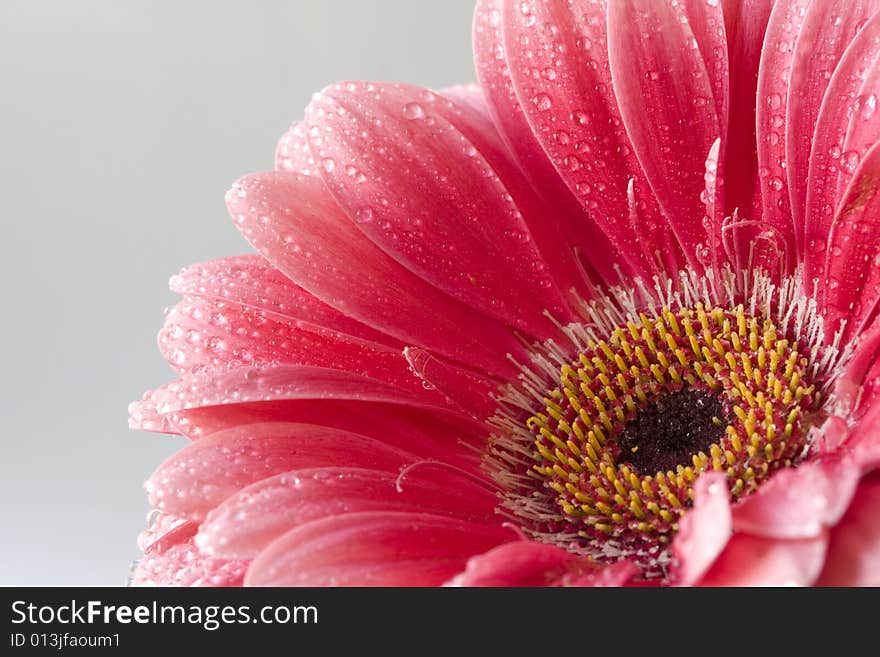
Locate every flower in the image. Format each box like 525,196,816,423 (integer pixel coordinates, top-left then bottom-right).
130,0,880,587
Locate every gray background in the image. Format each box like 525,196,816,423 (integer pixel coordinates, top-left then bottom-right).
0,0,475,585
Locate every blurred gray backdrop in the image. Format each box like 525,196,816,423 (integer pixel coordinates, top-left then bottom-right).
0,0,476,585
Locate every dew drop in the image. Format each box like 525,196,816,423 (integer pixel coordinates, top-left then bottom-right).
564,155,582,172
768,176,784,191
571,110,588,125
402,102,425,119
841,150,860,174
532,93,552,111
355,207,375,223
320,158,336,173
856,93,877,121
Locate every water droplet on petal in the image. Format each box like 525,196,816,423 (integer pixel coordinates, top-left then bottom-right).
571,110,588,125
532,93,552,111
841,150,860,174
402,102,425,119
355,207,374,223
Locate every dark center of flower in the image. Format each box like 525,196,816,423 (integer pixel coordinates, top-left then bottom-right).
527,303,819,549
617,388,728,475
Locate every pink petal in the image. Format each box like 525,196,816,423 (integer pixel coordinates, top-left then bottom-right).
438,83,496,127
437,84,600,304
849,400,880,471
275,122,317,176
157,295,425,395
566,559,641,587
244,512,516,586
404,347,501,420
227,171,524,378
682,0,729,123
501,0,685,278
838,51,880,202
472,0,624,285
134,390,488,472
130,538,247,587
821,140,880,338
135,375,487,471
817,473,880,585
862,362,880,423
197,467,498,559
814,415,852,454
805,11,880,280
721,0,774,222
305,81,576,339
447,540,636,587
607,0,723,273
835,313,880,419
137,512,197,555
785,0,880,253
169,255,399,347
129,363,459,435
145,422,419,521
671,472,731,586
754,0,811,270
732,456,861,539
698,533,828,586
436,82,605,299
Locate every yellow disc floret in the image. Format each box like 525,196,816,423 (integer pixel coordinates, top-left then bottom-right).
529,303,818,545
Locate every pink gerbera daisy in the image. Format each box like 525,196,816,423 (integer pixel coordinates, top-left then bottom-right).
130,0,880,587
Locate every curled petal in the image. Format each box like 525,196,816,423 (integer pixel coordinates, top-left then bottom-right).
672,472,731,586
698,534,828,586
850,401,880,471
732,456,860,539
817,473,880,586
447,540,637,587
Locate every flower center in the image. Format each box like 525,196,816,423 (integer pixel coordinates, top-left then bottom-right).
616,387,728,475
528,303,818,549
